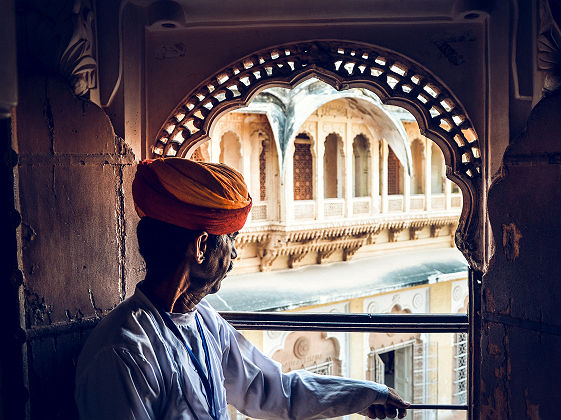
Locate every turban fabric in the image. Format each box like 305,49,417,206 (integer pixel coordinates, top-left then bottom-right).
132,158,252,235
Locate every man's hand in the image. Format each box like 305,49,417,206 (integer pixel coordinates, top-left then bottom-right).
366,387,410,419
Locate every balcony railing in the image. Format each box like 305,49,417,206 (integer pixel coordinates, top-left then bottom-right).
324,198,345,217
294,200,315,219
388,195,404,212
220,311,469,412
431,194,446,209
410,194,425,210
251,202,268,221
352,196,371,215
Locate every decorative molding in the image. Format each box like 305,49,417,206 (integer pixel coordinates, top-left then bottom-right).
153,40,483,269
237,212,458,271
59,0,98,100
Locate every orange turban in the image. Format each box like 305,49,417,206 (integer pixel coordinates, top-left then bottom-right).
132,158,252,234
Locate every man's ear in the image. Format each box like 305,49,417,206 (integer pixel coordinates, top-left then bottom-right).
194,231,209,264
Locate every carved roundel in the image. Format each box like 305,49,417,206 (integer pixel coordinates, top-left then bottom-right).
293,337,311,359
152,40,484,269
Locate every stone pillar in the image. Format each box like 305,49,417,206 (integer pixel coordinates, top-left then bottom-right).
283,144,295,222
445,178,452,210
481,92,561,420
404,166,411,213
344,124,353,217
241,121,253,197
371,139,380,213
210,130,221,163
424,138,432,211
316,129,325,220
380,140,389,213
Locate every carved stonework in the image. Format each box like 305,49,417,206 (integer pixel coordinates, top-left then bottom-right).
389,227,404,242
239,214,458,271
317,248,337,264
409,226,423,240
59,0,97,100
288,251,308,268
538,0,561,94
343,245,362,261
430,225,441,238
273,331,341,374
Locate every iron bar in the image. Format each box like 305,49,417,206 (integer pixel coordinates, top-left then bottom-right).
408,404,468,410
220,312,468,333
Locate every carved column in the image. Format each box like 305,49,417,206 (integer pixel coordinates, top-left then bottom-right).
380,140,389,213
424,138,432,211
445,178,452,210
344,122,354,217
371,138,380,213
316,127,325,220
241,118,253,197
404,163,411,213
283,143,295,222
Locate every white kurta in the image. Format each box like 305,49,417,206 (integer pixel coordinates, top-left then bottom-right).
75,286,388,419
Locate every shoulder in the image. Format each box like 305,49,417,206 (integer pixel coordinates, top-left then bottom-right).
77,292,166,376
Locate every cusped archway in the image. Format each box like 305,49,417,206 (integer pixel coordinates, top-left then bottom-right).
151,40,483,269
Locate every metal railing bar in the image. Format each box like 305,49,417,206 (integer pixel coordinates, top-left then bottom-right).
408,404,468,410
220,312,469,333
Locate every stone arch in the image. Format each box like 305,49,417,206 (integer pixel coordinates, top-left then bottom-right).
431,142,446,194
151,40,483,268
247,123,277,202
369,304,419,351
219,130,242,172
410,138,425,194
272,331,341,375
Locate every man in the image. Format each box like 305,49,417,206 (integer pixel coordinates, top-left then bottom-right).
75,157,410,419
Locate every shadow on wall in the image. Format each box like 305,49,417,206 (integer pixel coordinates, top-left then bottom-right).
16,76,142,419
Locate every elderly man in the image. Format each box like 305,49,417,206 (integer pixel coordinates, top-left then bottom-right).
75,158,409,419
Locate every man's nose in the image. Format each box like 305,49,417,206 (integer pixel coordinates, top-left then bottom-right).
231,245,238,260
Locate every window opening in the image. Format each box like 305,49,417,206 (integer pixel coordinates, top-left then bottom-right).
324,133,343,199
388,147,403,195
293,134,314,201
159,40,480,414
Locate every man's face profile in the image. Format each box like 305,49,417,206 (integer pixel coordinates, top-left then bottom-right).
191,232,238,295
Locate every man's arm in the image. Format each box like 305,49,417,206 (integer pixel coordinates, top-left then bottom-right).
217,318,405,420
75,347,161,420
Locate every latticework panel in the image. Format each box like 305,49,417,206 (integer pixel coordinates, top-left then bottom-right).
153,41,481,179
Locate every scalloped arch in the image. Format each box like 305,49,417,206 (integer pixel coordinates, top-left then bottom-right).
151,40,483,269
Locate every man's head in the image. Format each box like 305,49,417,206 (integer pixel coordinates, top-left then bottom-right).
132,158,250,297
136,217,237,294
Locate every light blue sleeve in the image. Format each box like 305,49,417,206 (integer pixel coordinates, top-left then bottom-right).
217,318,388,420
75,347,162,420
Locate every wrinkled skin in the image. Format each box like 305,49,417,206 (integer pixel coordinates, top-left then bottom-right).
366,387,410,419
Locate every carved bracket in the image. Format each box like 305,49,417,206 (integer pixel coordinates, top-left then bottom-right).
59,0,98,101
